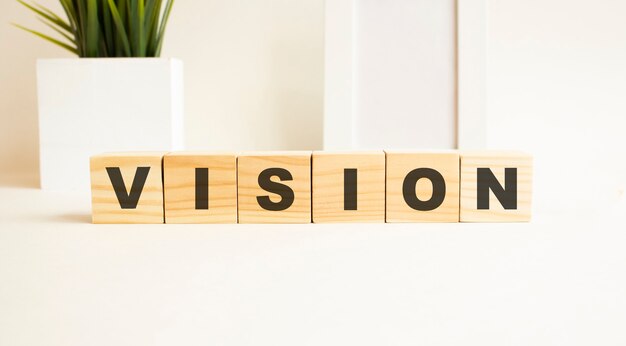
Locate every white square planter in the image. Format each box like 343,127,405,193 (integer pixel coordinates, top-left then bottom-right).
37,58,184,191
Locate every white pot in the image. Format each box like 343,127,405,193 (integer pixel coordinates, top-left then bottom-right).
36,58,184,191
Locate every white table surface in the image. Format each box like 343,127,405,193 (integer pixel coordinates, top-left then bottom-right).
1,174,625,346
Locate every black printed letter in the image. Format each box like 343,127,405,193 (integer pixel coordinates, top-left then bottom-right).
256,168,295,211
195,168,209,210
344,168,358,210
477,168,517,210
402,168,446,211
106,167,150,209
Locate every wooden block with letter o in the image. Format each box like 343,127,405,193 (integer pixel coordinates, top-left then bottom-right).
163,152,237,223
90,152,166,224
386,151,460,222
312,151,385,223
237,152,312,223
460,151,533,222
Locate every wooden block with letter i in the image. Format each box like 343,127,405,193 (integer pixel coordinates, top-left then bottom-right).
237,152,312,223
163,152,237,223
385,151,460,222
90,152,166,224
312,151,385,223
460,151,533,222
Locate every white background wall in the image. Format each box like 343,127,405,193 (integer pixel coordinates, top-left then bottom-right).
0,0,324,180
1,2,625,345
485,0,626,213
355,0,456,149
1,0,624,212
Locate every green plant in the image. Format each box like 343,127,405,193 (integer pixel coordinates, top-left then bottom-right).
14,0,174,57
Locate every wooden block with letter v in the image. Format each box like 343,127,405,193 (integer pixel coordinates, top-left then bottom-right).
385,151,460,222
312,151,385,223
237,152,312,223
163,152,237,223
90,152,166,224
460,151,533,222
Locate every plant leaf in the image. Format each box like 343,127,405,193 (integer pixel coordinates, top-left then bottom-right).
16,0,73,33
129,0,138,56
106,0,131,56
155,0,174,57
75,0,88,56
37,17,75,44
33,2,71,26
13,23,78,55
145,0,161,55
59,0,77,28
85,0,99,57
16,0,173,57
101,0,114,56
137,0,145,57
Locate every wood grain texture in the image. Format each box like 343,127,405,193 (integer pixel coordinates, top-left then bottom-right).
90,152,165,224
164,152,237,224
312,151,385,223
237,152,312,224
386,151,460,223
460,151,533,222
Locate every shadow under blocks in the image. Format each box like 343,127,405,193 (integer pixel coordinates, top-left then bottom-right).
89,151,533,224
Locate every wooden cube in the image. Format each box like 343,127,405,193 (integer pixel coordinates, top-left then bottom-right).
312,151,385,223
386,151,460,222
163,152,237,224
90,152,165,224
460,151,533,222
237,152,312,223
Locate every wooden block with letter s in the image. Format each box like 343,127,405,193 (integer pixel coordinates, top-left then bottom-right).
460,151,533,222
312,151,385,223
237,152,312,223
90,152,166,224
163,152,238,224
385,151,460,222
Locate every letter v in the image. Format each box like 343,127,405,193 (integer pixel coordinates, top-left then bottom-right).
106,167,151,209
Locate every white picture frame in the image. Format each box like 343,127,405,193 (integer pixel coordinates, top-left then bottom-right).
324,0,487,150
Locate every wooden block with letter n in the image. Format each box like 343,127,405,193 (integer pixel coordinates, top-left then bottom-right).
385,151,460,222
460,151,533,222
90,152,166,224
237,152,312,223
163,152,237,223
312,151,385,223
